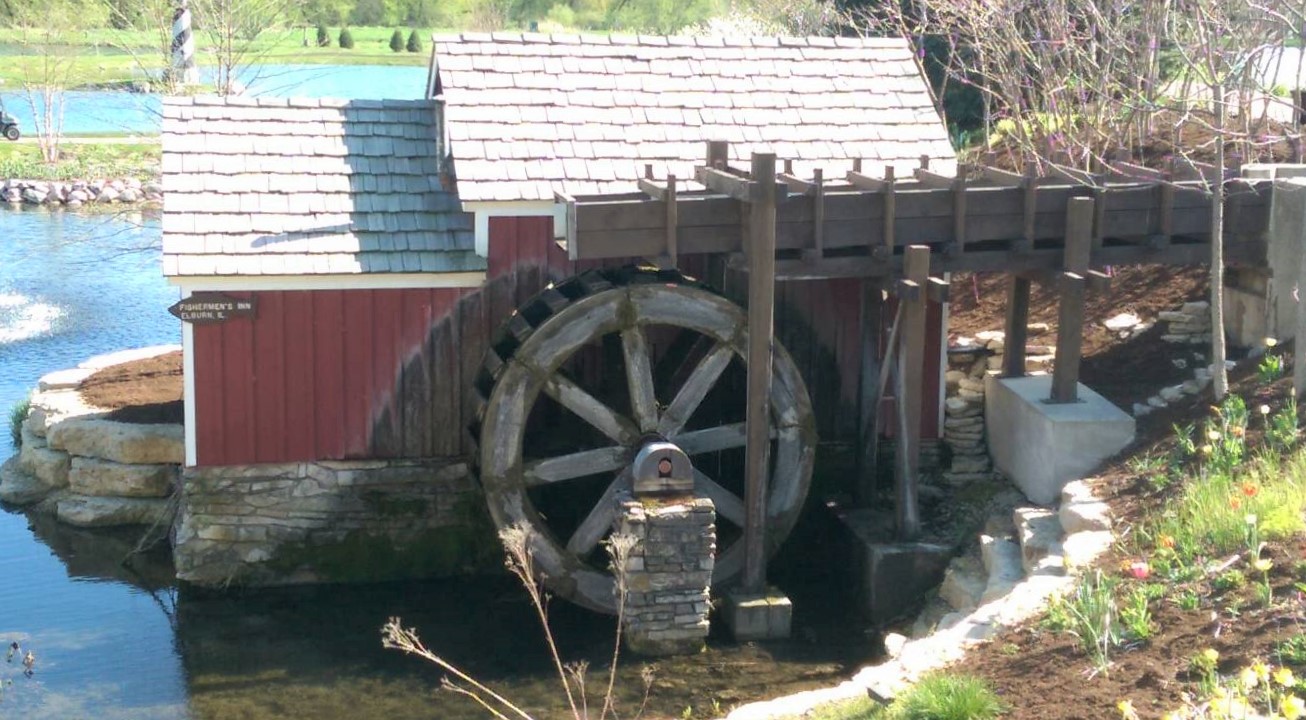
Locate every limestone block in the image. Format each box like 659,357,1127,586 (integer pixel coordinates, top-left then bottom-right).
986,355,1004,371
1026,322,1050,336
1159,385,1185,402
37,367,94,392
18,440,70,489
68,457,176,498
958,388,984,402
1062,530,1115,570
986,375,1134,505
1015,507,1063,575
976,330,1005,343
1147,396,1168,408
938,554,987,611
883,632,908,659
945,370,965,386
57,496,170,527
980,535,1024,584
47,419,184,464
1133,403,1153,417
1182,301,1210,315
1058,479,1102,506
958,377,985,393
1103,313,1140,331
1060,501,1112,534
0,457,53,505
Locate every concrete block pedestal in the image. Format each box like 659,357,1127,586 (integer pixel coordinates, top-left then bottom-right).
720,590,788,642
721,588,793,641
985,375,1134,505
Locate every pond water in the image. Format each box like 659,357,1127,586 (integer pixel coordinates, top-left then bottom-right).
0,64,429,136
0,210,872,718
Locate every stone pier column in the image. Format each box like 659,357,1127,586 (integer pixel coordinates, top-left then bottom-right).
615,494,715,656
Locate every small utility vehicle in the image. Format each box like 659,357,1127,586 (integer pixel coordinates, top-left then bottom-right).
1,102,20,141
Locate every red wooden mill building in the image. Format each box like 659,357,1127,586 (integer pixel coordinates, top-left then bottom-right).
160,33,960,606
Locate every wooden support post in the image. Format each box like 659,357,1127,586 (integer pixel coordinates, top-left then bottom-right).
1002,276,1031,378
1051,197,1095,403
743,151,777,593
896,245,929,541
1018,162,1038,253
952,165,968,256
883,166,897,259
857,281,884,506
707,140,729,170
665,174,678,267
807,168,825,261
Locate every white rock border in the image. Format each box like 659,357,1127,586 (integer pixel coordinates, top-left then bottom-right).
719,479,1116,720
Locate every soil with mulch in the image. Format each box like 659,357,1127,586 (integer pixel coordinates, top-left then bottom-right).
76,350,184,425
945,360,1306,719
938,263,1306,718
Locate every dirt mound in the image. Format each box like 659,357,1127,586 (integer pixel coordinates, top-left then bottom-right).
77,351,184,425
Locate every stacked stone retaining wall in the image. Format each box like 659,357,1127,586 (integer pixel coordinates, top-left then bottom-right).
1,347,182,527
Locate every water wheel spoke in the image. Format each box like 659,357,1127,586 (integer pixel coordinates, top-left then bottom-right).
693,469,745,527
673,422,776,455
621,326,658,433
525,446,628,486
543,374,640,444
657,342,733,437
566,472,629,556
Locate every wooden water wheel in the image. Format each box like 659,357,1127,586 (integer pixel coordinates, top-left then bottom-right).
472,267,816,614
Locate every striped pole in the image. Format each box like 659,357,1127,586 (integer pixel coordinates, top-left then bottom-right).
171,0,199,87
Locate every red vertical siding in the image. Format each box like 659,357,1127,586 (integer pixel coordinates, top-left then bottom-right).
192,213,945,464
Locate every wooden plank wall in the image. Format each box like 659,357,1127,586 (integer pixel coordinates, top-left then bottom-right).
193,215,942,466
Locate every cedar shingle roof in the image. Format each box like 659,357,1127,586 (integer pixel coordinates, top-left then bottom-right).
160,97,480,277
434,33,957,203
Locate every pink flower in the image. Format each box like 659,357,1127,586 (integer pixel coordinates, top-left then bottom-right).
1129,561,1151,579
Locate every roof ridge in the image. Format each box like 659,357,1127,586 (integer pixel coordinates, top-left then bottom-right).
430,31,906,49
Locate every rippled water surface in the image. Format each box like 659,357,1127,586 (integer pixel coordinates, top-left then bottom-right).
0,211,871,718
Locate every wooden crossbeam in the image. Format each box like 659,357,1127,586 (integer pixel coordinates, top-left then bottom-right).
1109,161,1165,183
694,165,789,204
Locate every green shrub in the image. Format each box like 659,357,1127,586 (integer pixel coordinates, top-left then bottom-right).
8,397,29,449
339,27,354,49
406,29,422,53
316,23,330,47
890,673,1003,720
389,28,403,52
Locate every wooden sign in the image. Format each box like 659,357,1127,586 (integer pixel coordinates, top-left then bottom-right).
168,293,257,324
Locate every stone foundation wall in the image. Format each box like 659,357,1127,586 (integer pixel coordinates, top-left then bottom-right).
1160,301,1214,344
174,459,499,587
617,494,715,656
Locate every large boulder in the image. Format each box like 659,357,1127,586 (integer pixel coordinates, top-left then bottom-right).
47,418,183,465
56,496,171,527
68,456,176,498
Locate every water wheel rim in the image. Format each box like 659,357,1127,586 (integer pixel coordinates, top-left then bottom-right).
478,279,816,614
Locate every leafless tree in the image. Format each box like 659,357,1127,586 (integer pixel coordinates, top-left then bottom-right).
189,0,297,95
8,0,108,162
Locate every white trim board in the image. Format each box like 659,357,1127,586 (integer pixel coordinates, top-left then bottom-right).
168,272,485,292
462,200,564,257
181,290,198,467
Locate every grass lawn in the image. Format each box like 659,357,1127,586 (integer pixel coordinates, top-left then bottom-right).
0,140,160,180
0,26,437,87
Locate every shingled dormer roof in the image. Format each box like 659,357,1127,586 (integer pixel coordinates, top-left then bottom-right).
160,97,480,277
433,33,957,203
